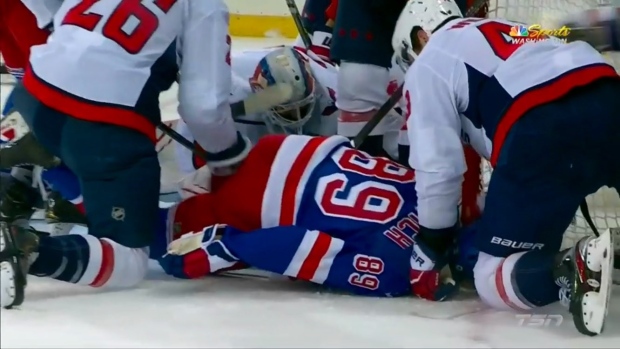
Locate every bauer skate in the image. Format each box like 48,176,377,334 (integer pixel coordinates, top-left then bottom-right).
0,132,60,170
554,228,615,336
0,222,39,309
45,191,87,236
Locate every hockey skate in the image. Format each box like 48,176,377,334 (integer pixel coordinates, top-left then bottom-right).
554,228,615,336
0,132,60,170
45,191,88,236
0,222,39,309
0,179,39,226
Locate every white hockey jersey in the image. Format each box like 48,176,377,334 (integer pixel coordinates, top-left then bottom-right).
175,45,340,175
23,0,239,156
404,17,618,230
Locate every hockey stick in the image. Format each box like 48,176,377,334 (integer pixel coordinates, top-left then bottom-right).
352,1,488,149
285,0,312,48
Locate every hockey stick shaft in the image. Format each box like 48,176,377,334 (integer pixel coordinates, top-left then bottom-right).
352,85,403,149
157,122,206,160
285,0,313,48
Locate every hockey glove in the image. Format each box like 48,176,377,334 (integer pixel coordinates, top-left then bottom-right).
409,226,459,301
159,224,243,279
308,31,332,62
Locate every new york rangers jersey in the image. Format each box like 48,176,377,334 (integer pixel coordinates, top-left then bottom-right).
164,134,422,296
238,135,419,296
23,0,239,156
404,17,618,230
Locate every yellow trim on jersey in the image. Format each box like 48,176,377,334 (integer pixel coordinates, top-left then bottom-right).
229,14,298,38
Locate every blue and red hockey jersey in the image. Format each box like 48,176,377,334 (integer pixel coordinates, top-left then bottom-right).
162,135,422,297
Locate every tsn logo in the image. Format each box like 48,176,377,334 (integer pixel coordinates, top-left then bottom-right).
491,237,544,250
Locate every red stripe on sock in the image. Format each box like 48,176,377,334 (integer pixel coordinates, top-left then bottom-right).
494,259,521,310
90,239,115,287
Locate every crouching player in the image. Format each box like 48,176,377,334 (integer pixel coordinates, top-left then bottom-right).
391,0,619,336
0,0,250,310
153,134,480,297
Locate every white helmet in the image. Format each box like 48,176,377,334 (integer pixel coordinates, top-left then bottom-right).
392,0,463,63
249,47,316,133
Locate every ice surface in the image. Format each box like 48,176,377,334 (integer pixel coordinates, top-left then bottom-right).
2,37,620,348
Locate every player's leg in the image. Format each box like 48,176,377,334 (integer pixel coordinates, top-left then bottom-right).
161,224,413,296
331,0,406,157
59,116,159,251
2,100,155,305
474,82,618,335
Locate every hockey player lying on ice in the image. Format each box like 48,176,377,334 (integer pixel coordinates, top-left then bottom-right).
391,0,620,336
153,133,481,299
0,132,482,302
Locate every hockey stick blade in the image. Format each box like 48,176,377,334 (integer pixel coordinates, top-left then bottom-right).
285,0,312,48
230,83,293,118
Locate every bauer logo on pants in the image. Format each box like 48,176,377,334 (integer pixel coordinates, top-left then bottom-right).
111,207,125,221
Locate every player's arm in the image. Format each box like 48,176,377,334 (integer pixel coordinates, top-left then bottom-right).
178,0,250,170
404,58,466,301
563,7,620,51
406,61,465,241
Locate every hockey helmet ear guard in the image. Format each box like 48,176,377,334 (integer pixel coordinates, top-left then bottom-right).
249,47,316,133
392,0,463,60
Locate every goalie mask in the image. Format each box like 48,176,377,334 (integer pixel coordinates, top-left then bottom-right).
392,0,463,65
249,47,316,133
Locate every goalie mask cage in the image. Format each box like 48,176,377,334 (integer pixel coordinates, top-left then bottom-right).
462,0,620,249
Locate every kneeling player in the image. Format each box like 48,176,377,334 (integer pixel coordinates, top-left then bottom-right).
392,0,619,335
0,0,251,310
152,134,479,298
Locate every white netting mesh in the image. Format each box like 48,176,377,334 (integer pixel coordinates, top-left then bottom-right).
477,0,620,248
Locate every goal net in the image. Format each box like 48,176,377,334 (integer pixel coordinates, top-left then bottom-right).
471,0,620,249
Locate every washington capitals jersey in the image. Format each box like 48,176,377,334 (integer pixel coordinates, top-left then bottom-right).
404,17,616,230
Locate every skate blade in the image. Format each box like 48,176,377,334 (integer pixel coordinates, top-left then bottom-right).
582,228,614,335
0,261,23,309
0,226,26,309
